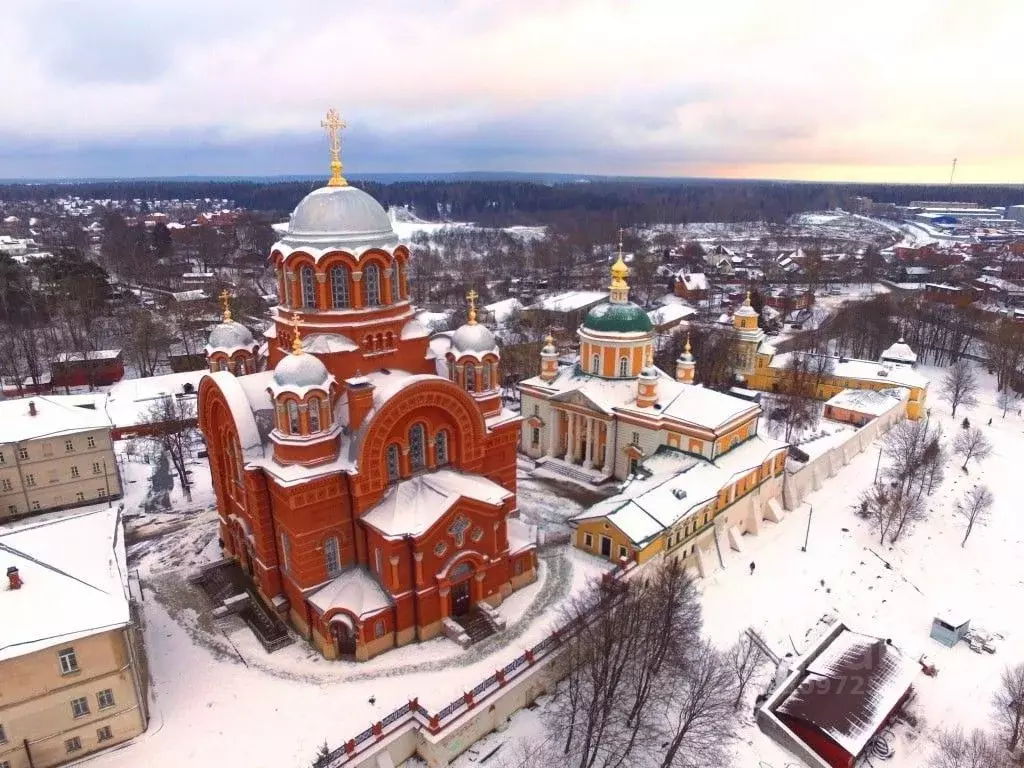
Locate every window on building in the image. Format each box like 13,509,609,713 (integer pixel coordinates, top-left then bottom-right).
93,462,101,474
6,505,15,514
435,431,449,466
280,533,291,573
24,473,35,488
386,444,400,484
375,619,386,638
76,492,85,502
0,450,4,464
65,737,82,754
591,354,600,374
409,424,426,473
31,501,40,510
364,263,381,307
87,436,96,449
300,265,316,308
97,725,113,743
70,696,90,718
584,533,593,547
531,428,540,447
287,401,300,434
71,466,80,478
65,439,74,452
0,479,11,493
0,722,7,744
59,647,79,674
619,356,629,377
330,265,350,308
390,265,400,303
395,261,405,300
374,547,382,574
464,364,476,392
308,398,321,432
97,688,115,709
17,447,28,460
631,431,640,444
97,488,105,499
324,536,341,579
618,546,628,560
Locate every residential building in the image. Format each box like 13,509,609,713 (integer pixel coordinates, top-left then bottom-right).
0,398,122,521
672,271,709,301
0,508,149,768
50,350,125,389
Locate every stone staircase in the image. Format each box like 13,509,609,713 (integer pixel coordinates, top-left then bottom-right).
535,457,611,486
452,608,498,644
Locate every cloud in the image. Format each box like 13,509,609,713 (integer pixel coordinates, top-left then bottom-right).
2,0,1024,181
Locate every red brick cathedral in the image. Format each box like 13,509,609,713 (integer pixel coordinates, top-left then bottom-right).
197,118,535,660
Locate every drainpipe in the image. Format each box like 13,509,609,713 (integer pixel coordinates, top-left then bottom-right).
404,535,419,639
23,739,35,768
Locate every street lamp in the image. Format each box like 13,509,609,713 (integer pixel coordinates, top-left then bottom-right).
801,504,813,552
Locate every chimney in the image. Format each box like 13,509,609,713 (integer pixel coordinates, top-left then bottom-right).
7,566,22,590
345,377,376,433
28,401,37,417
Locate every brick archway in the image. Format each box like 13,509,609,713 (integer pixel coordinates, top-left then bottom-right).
359,379,486,491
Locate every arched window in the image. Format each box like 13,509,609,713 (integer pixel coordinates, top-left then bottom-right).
409,424,426,473
308,397,321,432
480,363,490,391
591,354,600,374
300,266,316,308
386,444,400,483
465,364,476,392
234,440,244,484
330,265,350,308
225,441,237,490
324,536,341,579
287,401,300,434
619,356,629,377
390,264,400,303
394,261,405,300
364,264,381,307
435,431,449,466
282,272,291,306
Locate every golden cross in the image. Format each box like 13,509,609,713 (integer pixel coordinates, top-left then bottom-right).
618,228,624,258
320,108,348,187
219,289,232,322
466,288,479,325
290,312,304,354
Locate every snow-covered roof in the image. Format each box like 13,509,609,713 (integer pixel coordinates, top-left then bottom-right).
572,436,787,546
530,290,608,313
302,333,358,354
308,567,392,619
450,322,498,358
880,339,917,365
825,388,906,417
507,517,537,556
362,469,511,539
0,507,130,662
776,628,918,757
674,272,708,291
647,303,696,327
208,371,274,461
770,352,930,390
52,349,121,362
105,370,207,430
399,319,429,341
484,298,523,325
0,395,112,442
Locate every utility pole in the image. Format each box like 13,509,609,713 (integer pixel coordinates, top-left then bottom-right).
801,504,813,552
874,445,883,484
949,158,957,185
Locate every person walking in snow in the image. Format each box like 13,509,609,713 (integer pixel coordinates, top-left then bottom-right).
749,561,756,575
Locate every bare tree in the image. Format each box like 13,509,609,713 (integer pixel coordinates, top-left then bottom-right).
997,389,1016,419
859,484,899,545
954,427,993,471
941,360,979,418
955,485,994,547
993,662,1024,752
143,395,199,502
122,309,173,377
929,727,1012,768
728,632,767,710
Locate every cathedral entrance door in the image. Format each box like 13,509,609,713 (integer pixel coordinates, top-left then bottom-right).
332,620,357,658
451,579,471,617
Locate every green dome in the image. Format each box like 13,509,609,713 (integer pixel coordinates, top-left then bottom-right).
582,301,653,334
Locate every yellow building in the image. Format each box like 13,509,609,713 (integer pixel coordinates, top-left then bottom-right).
518,256,789,570
0,397,122,521
734,298,929,420
0,508,148,768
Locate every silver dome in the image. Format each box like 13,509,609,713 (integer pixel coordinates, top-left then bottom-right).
272,352,330,389
279,186,399,249
208,321,255,351
450,323,498,357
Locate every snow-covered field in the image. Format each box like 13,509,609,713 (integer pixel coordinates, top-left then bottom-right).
432,364,1024,768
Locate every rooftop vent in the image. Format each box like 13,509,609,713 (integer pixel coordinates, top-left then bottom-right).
7,566,22,590
672,488,687,500
28,400,37,417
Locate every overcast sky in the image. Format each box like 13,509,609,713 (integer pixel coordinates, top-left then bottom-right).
2,0,1022,182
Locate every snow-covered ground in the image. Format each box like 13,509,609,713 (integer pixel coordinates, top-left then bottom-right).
76,460,611,768
433,364,1024,768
